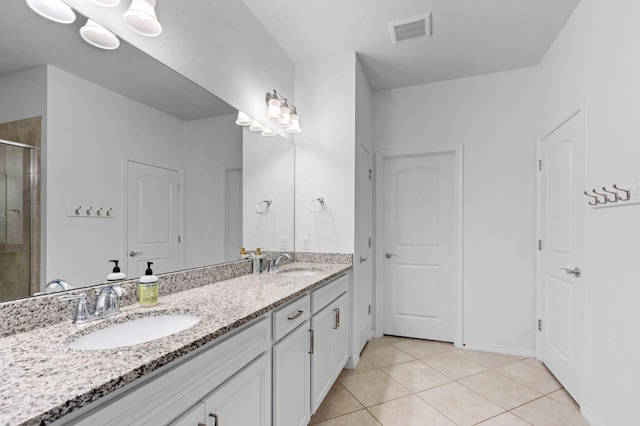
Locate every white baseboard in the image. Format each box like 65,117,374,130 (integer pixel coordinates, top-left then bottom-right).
460,341,536,358
581,405,605,426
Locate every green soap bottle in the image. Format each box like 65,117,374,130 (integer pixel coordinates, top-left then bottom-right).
139,261,158,307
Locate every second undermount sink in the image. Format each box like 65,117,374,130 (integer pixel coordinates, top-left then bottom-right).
69,314,201,350
278,268,321,277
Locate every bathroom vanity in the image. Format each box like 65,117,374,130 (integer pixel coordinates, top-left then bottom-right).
0,261,351,425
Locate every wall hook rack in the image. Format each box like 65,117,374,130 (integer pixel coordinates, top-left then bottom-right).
584,184,639,208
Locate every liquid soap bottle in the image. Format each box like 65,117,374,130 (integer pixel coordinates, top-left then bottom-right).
107,260,126,282
139,261,158,307
253,247,264,274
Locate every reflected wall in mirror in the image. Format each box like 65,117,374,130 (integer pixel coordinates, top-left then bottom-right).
243,128,295,253
0,2,295,302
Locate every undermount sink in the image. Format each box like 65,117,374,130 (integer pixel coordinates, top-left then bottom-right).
69,314,201,350
278,269,321,277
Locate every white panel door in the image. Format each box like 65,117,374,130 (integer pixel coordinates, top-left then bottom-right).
539,111,585,405
382,153,455,341
355,143,373,353
225,168,243,261
127,161,180,277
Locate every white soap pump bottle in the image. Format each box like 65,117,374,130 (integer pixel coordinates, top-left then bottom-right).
139,261,159,307
107,259,126,282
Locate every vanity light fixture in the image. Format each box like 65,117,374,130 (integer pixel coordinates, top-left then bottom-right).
80,19,120,50
266,90,283,121
249,120,266,132
235,111,252,126
261,128,276,137
123,0,162,37
89,0,121,6
287,107,302,133
277,101,291,127
266,90,302,133
25,0,76,24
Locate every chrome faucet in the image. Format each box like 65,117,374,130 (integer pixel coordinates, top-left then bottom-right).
94,285,127,318
59,284,126,324
270,253,292,272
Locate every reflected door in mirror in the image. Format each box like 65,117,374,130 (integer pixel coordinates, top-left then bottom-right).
127,161,181,277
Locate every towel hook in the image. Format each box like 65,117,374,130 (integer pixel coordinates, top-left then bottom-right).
612,184,631,201
255,199,272,214
591,188,608,204
308,197,325,213
583,191,598,206
601,186,619,203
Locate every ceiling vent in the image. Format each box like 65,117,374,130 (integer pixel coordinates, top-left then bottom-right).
388,13,431,44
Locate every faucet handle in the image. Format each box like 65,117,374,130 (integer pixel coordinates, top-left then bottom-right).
59,293,93,324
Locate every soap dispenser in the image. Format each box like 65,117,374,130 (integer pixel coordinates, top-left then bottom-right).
253,247,264,274
107,260,126,282
139,261,158,307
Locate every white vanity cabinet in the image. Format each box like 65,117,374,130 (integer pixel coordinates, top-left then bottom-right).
63,317,271,426
310,292,348,412
202,353,271,426
272,294,311,426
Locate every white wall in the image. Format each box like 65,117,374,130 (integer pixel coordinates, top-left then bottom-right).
0,66,46,124
373,68,539,355
538,1,640,424
64,0,295,138
45,66,240,287
294,53,357,253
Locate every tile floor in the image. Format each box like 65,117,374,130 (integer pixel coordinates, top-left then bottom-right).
309,336,587,426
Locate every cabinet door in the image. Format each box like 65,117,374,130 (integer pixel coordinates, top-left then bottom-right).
273,322,311,426
204,353,271,426
169,402,205,426
330,294,349,381
310,300,335,413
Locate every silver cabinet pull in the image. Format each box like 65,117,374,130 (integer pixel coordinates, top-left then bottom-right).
560,267,581,277
129,250,144,257
287,310,304,320
385,252,398,259
209,412,219,426
359,256,370,263
337,307,340,328
333,308,339,329
309,329,314,354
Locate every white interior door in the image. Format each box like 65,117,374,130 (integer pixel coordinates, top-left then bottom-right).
127,161,180,277
538,111,585,405
226,168,243,261
382,153,455,341
355,143,373,353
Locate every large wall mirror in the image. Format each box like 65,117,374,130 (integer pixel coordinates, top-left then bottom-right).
0,2,295,302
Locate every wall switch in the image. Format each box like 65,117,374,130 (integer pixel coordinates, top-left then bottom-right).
280,236,287,250
302,236,310,251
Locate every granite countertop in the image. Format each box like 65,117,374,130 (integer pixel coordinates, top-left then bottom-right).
0,262,351,426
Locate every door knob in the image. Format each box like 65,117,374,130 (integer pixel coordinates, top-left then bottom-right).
129,250,144,257
560,267,581,277
385,252,398,259
360,256,370,263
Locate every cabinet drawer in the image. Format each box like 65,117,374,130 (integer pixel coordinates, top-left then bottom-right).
311,274,348,314
273,294,310,342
